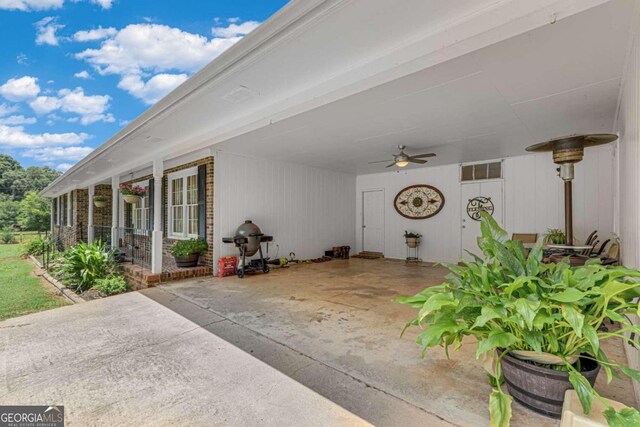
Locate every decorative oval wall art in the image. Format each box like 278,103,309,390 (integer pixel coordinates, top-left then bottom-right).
394,185,445,219
466,197,494,221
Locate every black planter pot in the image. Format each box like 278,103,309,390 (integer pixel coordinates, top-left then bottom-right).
499,350,600,419
174,253,200,268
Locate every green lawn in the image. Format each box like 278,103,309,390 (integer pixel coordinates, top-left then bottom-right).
0,244,70,321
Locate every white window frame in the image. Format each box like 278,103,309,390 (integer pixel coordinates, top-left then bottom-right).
168,167,198,240
130,180,150,233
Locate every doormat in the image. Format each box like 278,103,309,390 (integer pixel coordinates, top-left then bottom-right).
352,252,384,259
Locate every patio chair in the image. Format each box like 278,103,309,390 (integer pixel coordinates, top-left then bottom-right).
600,242,620,266
511,233,538,244
584,230,598,246
590,239,610,257
581,240,598,256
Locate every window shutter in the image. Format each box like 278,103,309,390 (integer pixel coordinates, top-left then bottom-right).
69,192,74,226
161,178,166,233
125,202,132,228
148,179,154,230
197,164,206,240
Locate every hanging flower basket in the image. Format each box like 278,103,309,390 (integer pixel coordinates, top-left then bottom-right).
119,183,146,204
93,196,108,208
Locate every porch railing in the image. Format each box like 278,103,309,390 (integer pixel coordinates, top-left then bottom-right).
117,227,152,269
92,225,112,246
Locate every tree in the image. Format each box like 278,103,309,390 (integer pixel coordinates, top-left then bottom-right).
0,154,22,198
18,192,50,232
0,198,20,229
7,166,61,200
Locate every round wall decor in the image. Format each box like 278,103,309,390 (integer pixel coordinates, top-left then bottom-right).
466,197,494,221
393,185,445,219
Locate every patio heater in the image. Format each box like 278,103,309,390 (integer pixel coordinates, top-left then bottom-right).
525,134,617,246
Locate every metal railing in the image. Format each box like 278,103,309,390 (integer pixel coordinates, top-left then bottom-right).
92,225,112,246
41,235,64,271
117,227,152,268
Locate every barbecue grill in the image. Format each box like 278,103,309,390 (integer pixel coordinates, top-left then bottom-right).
222,220,273,278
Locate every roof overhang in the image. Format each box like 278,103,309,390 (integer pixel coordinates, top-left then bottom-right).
41,0,636,196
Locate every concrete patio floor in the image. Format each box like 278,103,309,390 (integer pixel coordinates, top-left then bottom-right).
146,258,638,427
0,292,368,426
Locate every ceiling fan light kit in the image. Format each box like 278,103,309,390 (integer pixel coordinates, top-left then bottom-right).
368,145,436,169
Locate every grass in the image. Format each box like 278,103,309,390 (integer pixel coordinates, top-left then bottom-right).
0,243,70,322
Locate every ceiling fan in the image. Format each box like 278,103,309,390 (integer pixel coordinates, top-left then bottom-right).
368,145,436,168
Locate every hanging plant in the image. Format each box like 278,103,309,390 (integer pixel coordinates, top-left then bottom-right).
119,183,145,204
93,195,108,208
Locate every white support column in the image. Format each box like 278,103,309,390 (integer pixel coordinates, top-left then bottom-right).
66,192,72,227
151,159,164,274
111,175,119,247
50,197,55,234
87,185,95,243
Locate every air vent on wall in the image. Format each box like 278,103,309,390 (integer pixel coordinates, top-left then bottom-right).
461,161,502,182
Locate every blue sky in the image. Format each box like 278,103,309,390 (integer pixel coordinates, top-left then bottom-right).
0,0,287,171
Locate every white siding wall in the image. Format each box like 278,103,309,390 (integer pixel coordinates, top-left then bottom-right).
614,19,640,405
214,151,356,262
355,149,615,263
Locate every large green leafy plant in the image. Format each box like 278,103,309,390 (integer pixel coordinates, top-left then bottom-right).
170,239,208,257
396,213,640,426
60,241,116,292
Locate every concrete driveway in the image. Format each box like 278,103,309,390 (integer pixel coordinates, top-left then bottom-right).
147,258,637,427
0,292,367,426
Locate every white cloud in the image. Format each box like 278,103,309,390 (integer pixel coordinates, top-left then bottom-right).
0,76,40,102
74,70,91,79
35,16,64,46
73,26,116,42
22,145,93,161
16,53,29,65
75,21,259,103
88,0,111,8
0,115,37,125
0,0,63,11
0,125,89,147
118,73,188,105
0,103,19,116
212,21,260,38
76,23,242,76
29,96,62,114
56,163,73,171
29,87,113,124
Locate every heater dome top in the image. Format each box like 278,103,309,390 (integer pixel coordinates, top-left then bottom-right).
525,133,618,153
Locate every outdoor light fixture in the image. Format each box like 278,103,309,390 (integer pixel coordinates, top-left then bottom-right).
525,133,617,246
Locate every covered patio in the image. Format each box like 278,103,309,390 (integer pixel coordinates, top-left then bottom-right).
144,259,637,426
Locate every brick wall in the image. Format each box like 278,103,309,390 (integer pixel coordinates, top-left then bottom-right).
120,156,215,271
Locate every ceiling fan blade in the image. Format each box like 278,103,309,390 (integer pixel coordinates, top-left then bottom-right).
368,159,393,164
409,158,427,164
385,162,396,168
409,153,436,158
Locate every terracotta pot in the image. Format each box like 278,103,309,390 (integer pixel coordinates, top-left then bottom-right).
406,237,420,248
498,350,600,418
174,253,200,268
123,194,140,204
94,200,107,208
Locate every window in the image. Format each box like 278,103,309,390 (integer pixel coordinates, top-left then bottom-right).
60,195,67,226
168,168,198,239
131,181,150,231
461,162,502,182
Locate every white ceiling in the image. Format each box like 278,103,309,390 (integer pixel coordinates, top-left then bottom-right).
213,0,633,173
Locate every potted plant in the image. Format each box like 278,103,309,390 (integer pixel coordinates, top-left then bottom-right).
404,231,422,248
543,228,566,245
170,239,208,268
93,195,108,208
119,183,146,204
396,212,640,426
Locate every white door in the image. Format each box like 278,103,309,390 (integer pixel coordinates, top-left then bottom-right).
461,181,503,259
362,190,385,254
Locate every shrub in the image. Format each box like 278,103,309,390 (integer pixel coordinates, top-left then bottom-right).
93,275,128,296
396,212,640,426
170,239,208,257
93,195,108,202
404,231,422,238
60,241,116,292
20,235,47,256
1,228,16,244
